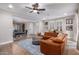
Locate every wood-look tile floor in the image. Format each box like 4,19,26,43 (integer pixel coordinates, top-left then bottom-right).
0,43,31,55
0,35,32,55
0,35,79,55
1,42,79,55
63,48,79,55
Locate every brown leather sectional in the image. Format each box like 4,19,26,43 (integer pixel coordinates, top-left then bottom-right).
40,32,67,55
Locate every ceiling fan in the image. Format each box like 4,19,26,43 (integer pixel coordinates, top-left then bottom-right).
25,3,46,14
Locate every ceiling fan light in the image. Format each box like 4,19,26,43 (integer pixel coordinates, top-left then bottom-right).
33,10,37,12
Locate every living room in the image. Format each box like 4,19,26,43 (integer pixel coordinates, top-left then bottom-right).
0,3,79,55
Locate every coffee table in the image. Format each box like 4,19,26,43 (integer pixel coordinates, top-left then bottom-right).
32,35,42,45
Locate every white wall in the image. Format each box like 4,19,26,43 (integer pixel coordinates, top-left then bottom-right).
33,15,76,41
13,23,18,30
0,10,13,45
32,21,44,34
25,22,34,34
38,21,44,33
48,18,66,32
77,8,79,49
73,13,78,42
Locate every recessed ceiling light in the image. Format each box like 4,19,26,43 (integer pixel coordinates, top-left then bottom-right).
64,13,67,16
8,4,13,8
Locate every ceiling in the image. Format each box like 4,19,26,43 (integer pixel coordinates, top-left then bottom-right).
0,3,78,22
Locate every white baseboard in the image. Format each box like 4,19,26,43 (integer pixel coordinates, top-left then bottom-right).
0,40,13,45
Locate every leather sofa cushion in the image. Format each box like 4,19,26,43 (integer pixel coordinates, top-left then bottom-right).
49,37,56,40
43,36,51,40
52,38,64,43
44,32,58,37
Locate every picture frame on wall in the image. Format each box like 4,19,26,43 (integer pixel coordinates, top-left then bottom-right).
66,17,73,24
66,25,73,31
70,19,73,24
66,19,69,24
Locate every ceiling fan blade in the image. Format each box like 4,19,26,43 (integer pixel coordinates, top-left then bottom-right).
25,6,32,9
29,11,33,13
38,9,45,11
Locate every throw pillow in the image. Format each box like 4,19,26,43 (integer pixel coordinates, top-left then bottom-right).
57,33,65,40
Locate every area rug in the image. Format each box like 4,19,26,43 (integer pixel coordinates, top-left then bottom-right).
66,40,76,48
16,39,43,55
16,38,77,55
